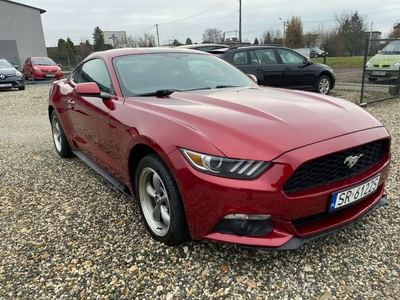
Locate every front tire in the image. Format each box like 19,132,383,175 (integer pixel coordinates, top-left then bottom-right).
316,75,331,94
135,154,190,245
50,110,73,158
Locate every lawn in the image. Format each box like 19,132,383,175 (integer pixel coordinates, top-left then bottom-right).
311,56,372,67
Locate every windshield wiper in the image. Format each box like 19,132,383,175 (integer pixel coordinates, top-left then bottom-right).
135,87,212,97
215,85,239,89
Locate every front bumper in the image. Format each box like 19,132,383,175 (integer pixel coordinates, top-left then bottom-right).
366,69,399,80
0,76,24,89
33,72,63,80
168,127,390,249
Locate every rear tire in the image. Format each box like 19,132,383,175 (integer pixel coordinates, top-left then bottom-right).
50,110,73,158
316,75,331,95
135,154,190,245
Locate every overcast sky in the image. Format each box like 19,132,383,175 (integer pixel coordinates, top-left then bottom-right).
18,0,400,46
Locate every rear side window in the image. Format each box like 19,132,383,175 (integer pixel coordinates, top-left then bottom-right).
232,51,248,65
253,49,277,64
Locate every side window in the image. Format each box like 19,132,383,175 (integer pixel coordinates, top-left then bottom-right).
72,59,113,93
277,49,305,64
249,51,259,64
232,51,248,65
254,49,277,64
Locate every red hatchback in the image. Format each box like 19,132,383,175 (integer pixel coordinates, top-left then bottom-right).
23,56,63,80
48,48,390,250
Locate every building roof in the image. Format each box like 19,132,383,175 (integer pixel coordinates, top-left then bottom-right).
2,0,46,14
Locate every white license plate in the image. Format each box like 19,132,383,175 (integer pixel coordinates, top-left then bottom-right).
46,74,55,77
371,71,386,76
329,174,380,211
0,83,12,87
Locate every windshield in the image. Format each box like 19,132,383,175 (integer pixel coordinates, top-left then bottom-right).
113,52,257,97
32,57,57,65
0,59,13,68
381,40,400,54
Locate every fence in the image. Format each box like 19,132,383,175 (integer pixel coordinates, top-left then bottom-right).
360,38,400,105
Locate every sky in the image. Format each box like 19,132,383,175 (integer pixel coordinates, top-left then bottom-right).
17,0,400,47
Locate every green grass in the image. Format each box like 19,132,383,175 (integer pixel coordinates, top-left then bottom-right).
311,56,373,68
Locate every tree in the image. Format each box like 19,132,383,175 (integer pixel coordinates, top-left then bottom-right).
202,28,222,43
389,22,400,39
260,31,272,44
92,26,112,51
253,37,259,45
67,37,76,55
285,16,304,48
185,37,193,45
77,40,93,60
172,39,181,46
335,11,367,56
138,34,156,47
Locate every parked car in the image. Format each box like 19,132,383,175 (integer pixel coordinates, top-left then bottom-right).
23,56,63,80
310,47,327,58
207,45,335,94
48,48,390,249
178,43,229,51
366,39,400,82
0,57,25,90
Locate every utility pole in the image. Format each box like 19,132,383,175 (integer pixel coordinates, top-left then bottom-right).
279,18,286,46
368,22,373,55
238,0,242,44
156,24,160,46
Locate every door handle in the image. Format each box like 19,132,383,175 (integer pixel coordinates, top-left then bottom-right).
284,68,292,71
256,69,264,72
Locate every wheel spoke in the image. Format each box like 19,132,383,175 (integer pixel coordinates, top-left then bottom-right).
145,182,156,197
160,205,170,227
152,173,161,194
152,204,161,222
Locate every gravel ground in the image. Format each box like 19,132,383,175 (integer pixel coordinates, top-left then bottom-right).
0,84,399,299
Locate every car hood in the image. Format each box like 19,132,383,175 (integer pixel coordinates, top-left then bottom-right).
0,67,18,75
368,53,400,67
130,87,383,160
33,65,59,71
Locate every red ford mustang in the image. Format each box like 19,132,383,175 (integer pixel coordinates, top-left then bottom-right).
48,48,390,250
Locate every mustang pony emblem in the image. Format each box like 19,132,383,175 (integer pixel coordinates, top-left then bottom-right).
344,154,364,168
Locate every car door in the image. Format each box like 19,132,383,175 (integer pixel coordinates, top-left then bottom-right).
249,48,283,86
68,58,116,170
227,50,254,77
275,48,316,90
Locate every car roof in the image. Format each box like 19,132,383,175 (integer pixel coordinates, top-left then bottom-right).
178,43,229,49
84,47,214,62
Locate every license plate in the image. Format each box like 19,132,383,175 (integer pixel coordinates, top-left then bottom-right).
0,83,12,87
371,71,386,76
329,174,380,211
46,74,55,77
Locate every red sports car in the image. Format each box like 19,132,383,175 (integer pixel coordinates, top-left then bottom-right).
48,48,390,250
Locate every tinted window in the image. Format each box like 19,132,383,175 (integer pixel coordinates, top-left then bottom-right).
73,59,112,93
277,49,305,64
232,51,248,65
253,49,277,64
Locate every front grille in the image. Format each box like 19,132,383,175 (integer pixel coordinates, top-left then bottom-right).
283,139,388,193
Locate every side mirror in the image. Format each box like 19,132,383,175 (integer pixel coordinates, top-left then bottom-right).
14,65,19,69
247,74,258,84
75,82,111,99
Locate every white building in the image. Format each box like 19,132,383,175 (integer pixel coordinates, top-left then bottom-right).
0,0,47,67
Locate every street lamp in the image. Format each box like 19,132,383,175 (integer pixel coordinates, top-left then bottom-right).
279,18,286,45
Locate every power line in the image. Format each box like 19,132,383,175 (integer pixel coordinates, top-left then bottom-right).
158,0,234,26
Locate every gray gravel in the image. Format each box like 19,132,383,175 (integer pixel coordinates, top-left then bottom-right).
0,84,399,299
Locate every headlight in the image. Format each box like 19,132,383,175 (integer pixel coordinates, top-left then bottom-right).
390,61,400,70
34,67,41,72
57,67,62,72
180,149,271,179
15,70,21,76
365,61,371,68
